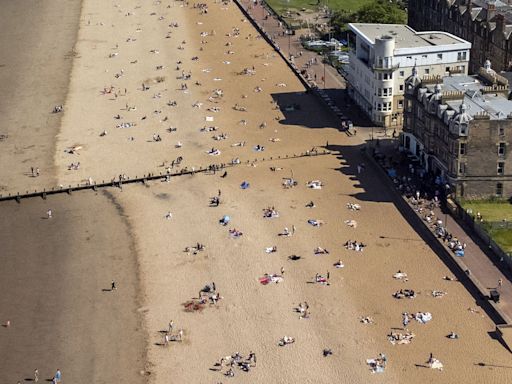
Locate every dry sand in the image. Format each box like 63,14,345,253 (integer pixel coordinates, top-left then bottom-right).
1,0,511,383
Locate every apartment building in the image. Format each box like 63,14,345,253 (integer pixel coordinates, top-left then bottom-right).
346,23,471,128
409,0,512,73
403,60,512,198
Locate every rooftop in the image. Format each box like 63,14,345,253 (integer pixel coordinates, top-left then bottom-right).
424,74,512,120
349,23,469,49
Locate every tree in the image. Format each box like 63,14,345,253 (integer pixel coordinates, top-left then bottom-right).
353,0,407,24
330,0,407,32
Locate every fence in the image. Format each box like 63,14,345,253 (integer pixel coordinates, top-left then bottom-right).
446,199,512,271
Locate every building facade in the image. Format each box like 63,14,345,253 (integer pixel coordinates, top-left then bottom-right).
346,23,470,128
402,61,512,199
409,0,512,73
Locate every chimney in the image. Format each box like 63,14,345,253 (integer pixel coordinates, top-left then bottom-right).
496,13,505,31
487,0,496,21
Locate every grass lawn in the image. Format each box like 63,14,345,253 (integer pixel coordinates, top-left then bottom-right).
488,228,512,253
461,201,512,221
265,0,371,15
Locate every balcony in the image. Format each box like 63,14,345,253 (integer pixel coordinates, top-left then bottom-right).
372,62,400,72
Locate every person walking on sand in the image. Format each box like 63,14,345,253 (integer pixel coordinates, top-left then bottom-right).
34,368,39,382
111,280,117,291
54,369,62,383
47,209,53,219
498,278,503,288
168,320,174,333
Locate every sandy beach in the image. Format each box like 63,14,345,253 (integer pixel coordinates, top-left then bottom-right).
1,0,512,383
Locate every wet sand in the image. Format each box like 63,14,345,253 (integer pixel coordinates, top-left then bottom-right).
0,191,147,383
0,0,82,194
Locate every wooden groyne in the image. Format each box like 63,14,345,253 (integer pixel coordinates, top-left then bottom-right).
0,150,330,203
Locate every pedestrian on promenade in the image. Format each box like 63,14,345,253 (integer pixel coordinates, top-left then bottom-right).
498,278,503,288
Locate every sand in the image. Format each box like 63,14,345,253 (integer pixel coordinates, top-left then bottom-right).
1,0,511,382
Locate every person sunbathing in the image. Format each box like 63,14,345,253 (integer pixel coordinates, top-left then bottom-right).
314,247,329,255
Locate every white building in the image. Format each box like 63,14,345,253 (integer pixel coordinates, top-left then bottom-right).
346,23,471,129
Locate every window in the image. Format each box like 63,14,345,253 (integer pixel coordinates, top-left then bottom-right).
399,84,404,91
399,70,405,77
398,100,404,109
437,53,443,59
498,161,505,175
499,142,506,156
445,66,450,72
458,162,465,175
459,142,466,155
457,51,467,61
422,54,428,58
424,68,430,75
499,127,505,136
497,183,504,197
460,123,468,135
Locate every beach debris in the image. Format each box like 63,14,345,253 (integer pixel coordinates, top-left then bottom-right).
314,247,329,255
219,215,230,226
52,105,63,113
427,354,444,370
263,207,279,218
414,312,432,324
393,271,408,281
387,331,415,345
432,290,447,298
346,202,361,211
294,302,309,319
367,353,387,373
229,228,243,238
282,178,297,188
259,273,283,285
313,272,330,285
393,289,416,299
306,180,322,189
308,219,324,227
64,145,83,154
212,351,256,376
278,336,295,346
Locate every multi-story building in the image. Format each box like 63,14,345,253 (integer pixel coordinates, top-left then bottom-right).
346,23,471,128
402,60,512,199
409,0,512,73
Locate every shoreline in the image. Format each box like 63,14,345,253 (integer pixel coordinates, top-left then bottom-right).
0,190,147,383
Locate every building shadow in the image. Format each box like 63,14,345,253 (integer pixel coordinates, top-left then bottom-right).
271,89,374,130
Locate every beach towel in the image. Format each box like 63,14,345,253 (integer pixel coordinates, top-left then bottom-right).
240,181,250,189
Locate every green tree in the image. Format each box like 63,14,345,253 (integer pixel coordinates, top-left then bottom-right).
353,0,407,24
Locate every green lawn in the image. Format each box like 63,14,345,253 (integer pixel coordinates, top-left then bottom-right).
461,200,512,253
265,0,371,15
461,201,512,222
488,229,512,253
